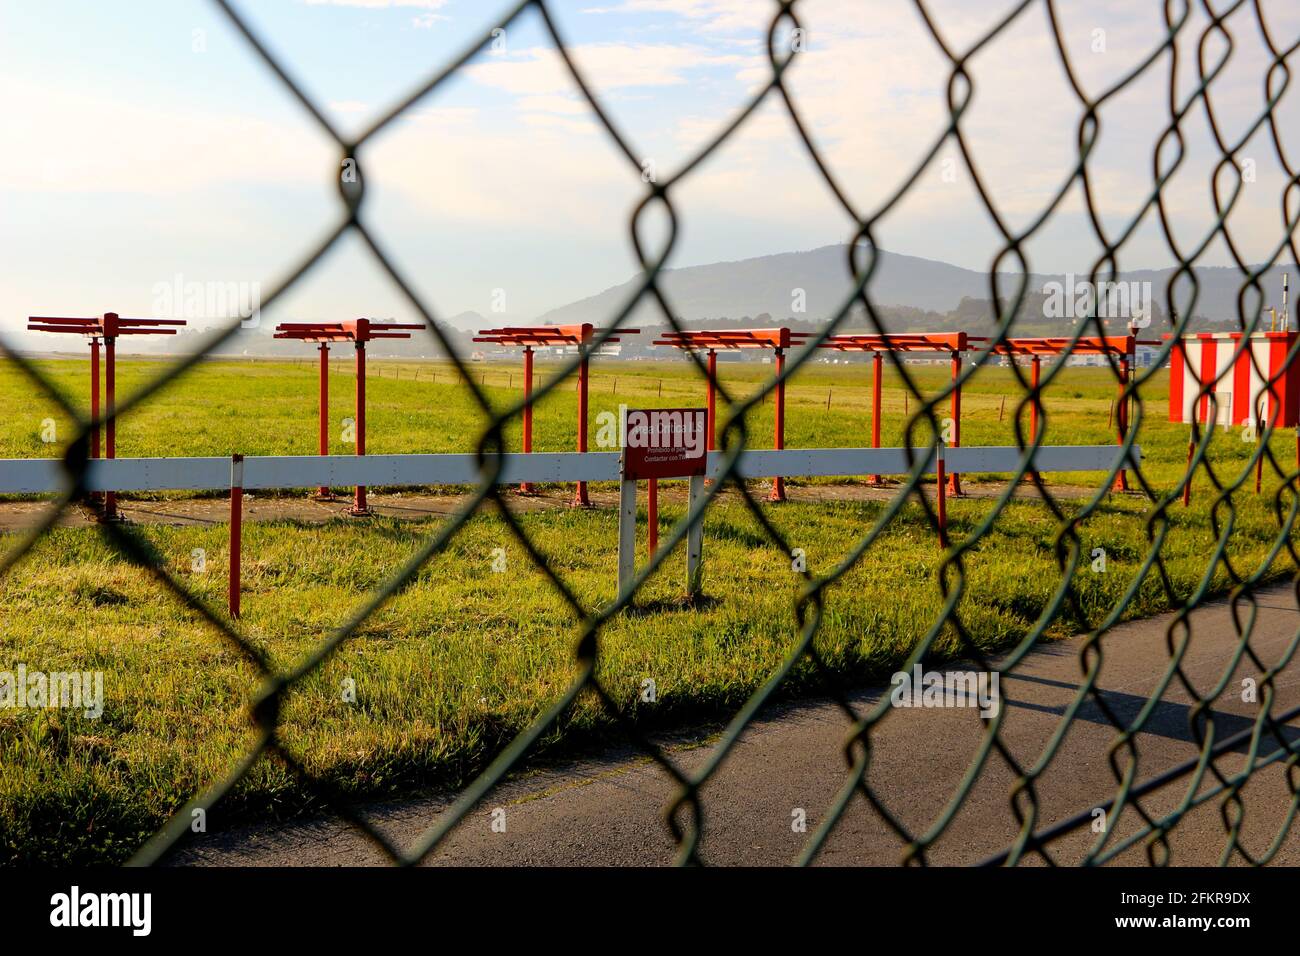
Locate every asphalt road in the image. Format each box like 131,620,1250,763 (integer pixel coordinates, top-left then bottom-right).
173,583,1300,867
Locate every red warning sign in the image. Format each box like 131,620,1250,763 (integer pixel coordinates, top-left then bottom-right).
620,408,708,481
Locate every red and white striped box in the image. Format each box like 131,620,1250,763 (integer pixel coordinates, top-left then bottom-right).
1168,331,1300,427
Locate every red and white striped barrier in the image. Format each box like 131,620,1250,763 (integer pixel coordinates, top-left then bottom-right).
1168,331,1300,427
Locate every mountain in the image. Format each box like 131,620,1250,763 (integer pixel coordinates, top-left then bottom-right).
537,246,995,325
534,244,1292,332
101,249,1295,358
442,310,490,332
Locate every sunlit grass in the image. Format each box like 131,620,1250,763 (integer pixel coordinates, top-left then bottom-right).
1,356,1296,863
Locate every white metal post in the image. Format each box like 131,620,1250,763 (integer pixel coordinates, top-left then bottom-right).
686,473,705,597
617,477,637,597
229,454,244,619
1283,272,1290,332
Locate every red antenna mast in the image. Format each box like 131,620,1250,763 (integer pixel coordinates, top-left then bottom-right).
275,319,425,515
27,313,187,520
474,324,639,505
987,335,1143,490
654,328,813,502
817,332,976,491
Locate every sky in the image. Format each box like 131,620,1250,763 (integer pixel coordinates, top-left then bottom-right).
2,0,1299,347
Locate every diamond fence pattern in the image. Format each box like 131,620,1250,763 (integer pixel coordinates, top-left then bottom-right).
3,0,1300,866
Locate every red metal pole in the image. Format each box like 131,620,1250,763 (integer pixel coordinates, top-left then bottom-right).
88,337,102,505
573,323,592,507
936,443,948,549
229,454,243,619
868,351,882,484
648,478,658,558
89,338,101,461
1112,354,1130,492
1254,391,1276,495
947,351,962,496
351,338,368,515
316,342,331,499
1027,354,1041,484
769,346,787,502
1255,429,1264,495
1030,354,1041,445
520,346,535,494
706,349,717,451
104,334,117,519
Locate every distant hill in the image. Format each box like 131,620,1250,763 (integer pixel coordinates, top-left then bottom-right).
534,244,1292,333
441,310,490,333
537,246,995,324
108,249,1295,359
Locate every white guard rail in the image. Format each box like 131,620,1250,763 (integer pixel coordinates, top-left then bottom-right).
0,445,1139,495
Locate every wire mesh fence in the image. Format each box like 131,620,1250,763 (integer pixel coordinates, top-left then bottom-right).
3,0,1300,866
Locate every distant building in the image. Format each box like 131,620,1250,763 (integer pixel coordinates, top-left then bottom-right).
560,343,622,356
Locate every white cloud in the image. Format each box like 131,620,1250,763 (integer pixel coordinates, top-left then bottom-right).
582,0,767,34
465,43,744,97
514,94,591,116
400,105,480,125
0,75,331,195
634,0,1300,272
368,102,630,229
302,0,449,8
412,12,450,28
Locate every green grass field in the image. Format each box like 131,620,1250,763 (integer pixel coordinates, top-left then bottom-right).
1,355,1296,863
0,353,1188,476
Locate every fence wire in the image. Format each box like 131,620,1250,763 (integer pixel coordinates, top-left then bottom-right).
3,0,1300,867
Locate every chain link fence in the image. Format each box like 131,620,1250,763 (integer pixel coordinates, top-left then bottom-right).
3,0,1300,866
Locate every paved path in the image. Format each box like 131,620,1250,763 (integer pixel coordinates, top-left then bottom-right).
173,584,1300,867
